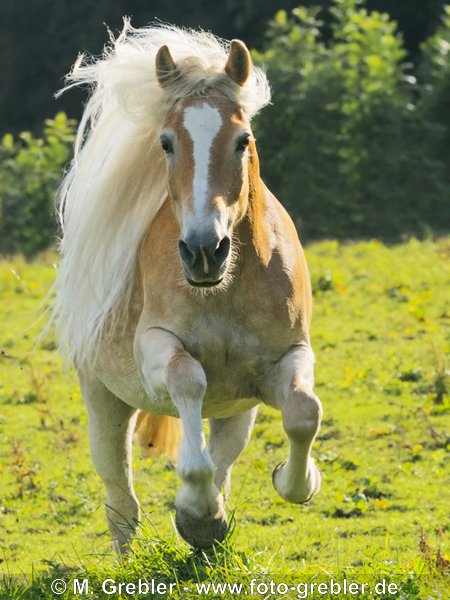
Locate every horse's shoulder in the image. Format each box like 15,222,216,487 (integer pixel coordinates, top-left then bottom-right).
260,184,312,329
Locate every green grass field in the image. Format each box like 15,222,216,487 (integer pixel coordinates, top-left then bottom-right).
0,238,449,598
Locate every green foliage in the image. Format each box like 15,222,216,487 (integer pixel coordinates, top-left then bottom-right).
421,5,450,82
419,5,450,207
253,0,450,240
0,113,75,257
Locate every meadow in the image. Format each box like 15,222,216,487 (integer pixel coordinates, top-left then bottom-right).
0,238,449,598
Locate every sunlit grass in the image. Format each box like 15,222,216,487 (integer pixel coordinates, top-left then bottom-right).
0,238,449,597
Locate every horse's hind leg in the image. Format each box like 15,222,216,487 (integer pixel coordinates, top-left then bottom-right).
268,344,322,504
209,408,257,499
136,327,226,548
79,370,139,553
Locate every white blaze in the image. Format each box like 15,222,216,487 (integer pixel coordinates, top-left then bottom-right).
183,105,222,217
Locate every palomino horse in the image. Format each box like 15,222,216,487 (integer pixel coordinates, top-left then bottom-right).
54,24,322,550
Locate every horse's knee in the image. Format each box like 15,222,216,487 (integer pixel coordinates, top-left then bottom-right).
282,388,322,442
166,349,207,400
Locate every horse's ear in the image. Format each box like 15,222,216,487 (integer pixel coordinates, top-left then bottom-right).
155,45,177,87
225,39,251,86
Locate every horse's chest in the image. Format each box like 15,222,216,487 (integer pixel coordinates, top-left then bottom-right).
182,316,272,406
95,313,285,419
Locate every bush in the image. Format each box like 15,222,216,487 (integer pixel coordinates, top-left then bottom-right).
0,113,75,257
252,0,450,240
418,5,450,226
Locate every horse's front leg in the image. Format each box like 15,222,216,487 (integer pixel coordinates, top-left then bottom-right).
135,327,226,548
269,344,322,504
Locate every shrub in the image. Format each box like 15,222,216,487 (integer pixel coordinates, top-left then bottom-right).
417,5,450,226
0,113,75,257
252,0,450,240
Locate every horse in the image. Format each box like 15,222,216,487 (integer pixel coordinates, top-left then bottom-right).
53,22,323,551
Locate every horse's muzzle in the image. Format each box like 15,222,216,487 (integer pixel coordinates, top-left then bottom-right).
179,235,231,286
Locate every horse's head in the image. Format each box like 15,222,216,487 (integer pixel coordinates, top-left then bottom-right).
156,40,255,288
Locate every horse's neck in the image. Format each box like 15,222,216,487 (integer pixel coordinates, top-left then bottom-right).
238,146,272,266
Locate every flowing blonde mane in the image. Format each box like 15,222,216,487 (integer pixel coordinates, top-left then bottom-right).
52,21,271,365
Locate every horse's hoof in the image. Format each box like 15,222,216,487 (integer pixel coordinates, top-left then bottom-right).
272,459,322,504
175,507,228,548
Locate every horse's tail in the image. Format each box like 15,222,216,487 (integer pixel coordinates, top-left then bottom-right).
135,412,182,463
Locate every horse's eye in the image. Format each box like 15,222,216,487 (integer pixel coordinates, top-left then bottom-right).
160,135,174,155
235,133,250,153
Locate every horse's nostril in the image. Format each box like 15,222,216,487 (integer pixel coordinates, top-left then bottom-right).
179,235,230,274
213,237,231,264
179,239,196,267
